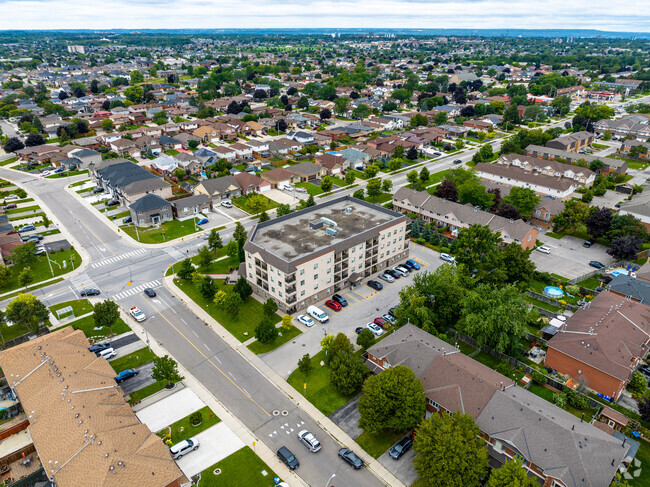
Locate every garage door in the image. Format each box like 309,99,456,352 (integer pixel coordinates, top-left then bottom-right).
259,185,271,192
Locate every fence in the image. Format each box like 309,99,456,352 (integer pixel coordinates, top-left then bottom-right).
1,326,49,351
528,290,578,312
568,260,638,285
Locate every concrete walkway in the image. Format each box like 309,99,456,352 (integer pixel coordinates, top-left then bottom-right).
176,423,245,478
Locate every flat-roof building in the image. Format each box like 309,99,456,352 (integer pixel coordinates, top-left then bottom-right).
243,196,409,312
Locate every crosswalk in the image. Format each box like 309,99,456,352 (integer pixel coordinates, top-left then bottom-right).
91,248,148,268
70,273,100,293
111,280,162,301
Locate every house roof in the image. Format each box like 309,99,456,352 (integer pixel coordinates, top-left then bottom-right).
546,291,650,382
96,160,166,193
315,153,347,170
233,171,265,191
286,161,323,177
606,274,650,303
196,175,240,196
0,327,184,487
172,194,210,209
129,193,171,212
477,386,627,487
475,162,575,192
260,168,294,183
618,187,650,218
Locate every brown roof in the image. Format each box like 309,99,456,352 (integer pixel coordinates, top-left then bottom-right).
600,406,630,427
233,171,265,191
546,291,650,381
315,153,347,170
0,327,183,487
475,162,575,192
260,168,294,183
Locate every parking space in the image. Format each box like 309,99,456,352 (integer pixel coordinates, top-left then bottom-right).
533,235,614,279
175,424,245,477
265,188,307,205
213,203,249,221
136,387,205,433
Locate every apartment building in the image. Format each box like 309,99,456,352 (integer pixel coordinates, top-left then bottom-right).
525,144,627,176
243,196,409,313
545,131,594,152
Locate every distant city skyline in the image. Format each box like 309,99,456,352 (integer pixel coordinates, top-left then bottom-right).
1,0,649,33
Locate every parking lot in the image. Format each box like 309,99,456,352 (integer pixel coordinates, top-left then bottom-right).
532,234,614,279
262,244,444,377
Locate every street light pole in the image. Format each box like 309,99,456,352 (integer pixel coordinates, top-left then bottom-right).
325,473,335,487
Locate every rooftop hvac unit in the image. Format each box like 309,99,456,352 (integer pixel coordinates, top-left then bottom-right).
326,227,338,237
320,217,337,227
345,206,352,214
309,220,323,230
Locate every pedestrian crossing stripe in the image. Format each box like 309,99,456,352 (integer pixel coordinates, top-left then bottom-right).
91,248,148,268
111,280,162,300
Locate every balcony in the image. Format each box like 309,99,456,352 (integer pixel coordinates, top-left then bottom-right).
334,264,341,273
341,262,348,270
286,274,296,283
286,285,296,294
286,295,296,304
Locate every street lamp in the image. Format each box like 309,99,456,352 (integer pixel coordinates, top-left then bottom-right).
325,473,335,487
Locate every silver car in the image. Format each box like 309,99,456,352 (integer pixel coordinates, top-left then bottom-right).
378,273,395,283
297,430,321,453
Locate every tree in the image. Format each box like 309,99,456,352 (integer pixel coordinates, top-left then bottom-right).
388,158,402,171
628,371,647,394
297,354,313,377
334,97,350,115
393,145,405,159
280,314,292,331
434,180,458,201
319,108,331,120
495,202,521,220
419,167,430,184
320,175,333,193
233,221,247,242
609,214,648,241
504,187,540,218
352,104,372,120
255,316,278,343
130,70,144,84
4,137,24,153
487,458,538,487
454,225,506,284
0,266,10,290
433,111,448,125
224,239,239,259
366,178,382,199
10,242,36,266
586,207,613,239
406,146,418,160
223,291,243,318
364,164,380,179
552,200,591,233
304,194,315,207
382,100,398,112
382,179,393,193
407,170,419,186
91,299,120,336
6,294,49,335
503,105,521,126
208,230,223,251
358,366,426,434
329,350,368,395
197,275,217,300
153,111,168,125
608,236,641,260
197,245,213,268
233,276,253,300
327,333,354,364
25,133,45,147
152,355,184,387
460,284,529,354
458,180,494,209
246,194,267,216
413,412,489,487
262,297,278,317
17,268,33,289
356,328,375,350
345,171,356,185
638,396,650,423
101,118,114,132
276,203,292,216
410,113,428,128
501,243,535,284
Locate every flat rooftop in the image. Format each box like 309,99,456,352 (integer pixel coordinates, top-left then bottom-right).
251,198,398,262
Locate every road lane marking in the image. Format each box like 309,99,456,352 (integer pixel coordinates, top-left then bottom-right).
142,297,270,417
192,330,198,337
229,372,236,381
204,343,211,352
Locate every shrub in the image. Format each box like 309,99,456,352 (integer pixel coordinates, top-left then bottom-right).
567,390,589,410
553,392,567,409
189,411,203,426
531,370,547,386
565,285,580,295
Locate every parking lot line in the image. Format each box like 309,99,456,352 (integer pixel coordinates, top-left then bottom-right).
414,257,430,266
344,292,361,303
349,289,367,300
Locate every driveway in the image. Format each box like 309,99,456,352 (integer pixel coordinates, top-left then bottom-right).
532,235,614,280
378,448,418,487
591,189,627,209
119,361,156,394
136,387,205,432
175,424,245,477
265,188,306,205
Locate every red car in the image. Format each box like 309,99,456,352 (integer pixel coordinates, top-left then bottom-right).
325,300,342,311
373,317,386,328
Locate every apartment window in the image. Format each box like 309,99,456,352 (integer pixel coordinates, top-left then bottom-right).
300,269,305,275
351,266,355,271
301,290,305,296
327,278,331,284
313,263,318,270
393,239,396,244
300,280,305,286
314,284,319,290
271,287,275,293
313,294,318,300
351,257,355,263
278,270,281,276
327,257,331,263
327,268,331,274
248,263,252,268
359,245,363,250
270,276,274,283
428,399,440,410
381,234,385,240
314,274,318,279
351,248,355,253
279,291,283,297
248,272,252,278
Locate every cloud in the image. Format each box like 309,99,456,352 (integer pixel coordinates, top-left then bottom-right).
1,0,649,32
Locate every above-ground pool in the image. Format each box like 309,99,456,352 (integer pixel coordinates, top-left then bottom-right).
544,286,564,299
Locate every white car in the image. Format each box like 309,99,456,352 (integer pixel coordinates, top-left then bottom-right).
129,306,146,322
169,437,200,460
279,183,294,191
41,170,51,176
440,253,455,263
297,430,321,453
367,322,385,337
378,273,395,283
297,314,315,327
220,200,233,208
295,187,307,193
537,246,551,254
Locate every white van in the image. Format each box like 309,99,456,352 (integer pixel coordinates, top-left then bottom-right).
307,305,329,323
98,347,116,360
279,182,294,191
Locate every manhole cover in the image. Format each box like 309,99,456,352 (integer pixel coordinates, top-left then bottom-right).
272,410,280,416
281,410,289,416
213,468,221,475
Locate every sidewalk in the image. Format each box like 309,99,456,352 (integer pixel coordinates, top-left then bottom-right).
164,275,406,487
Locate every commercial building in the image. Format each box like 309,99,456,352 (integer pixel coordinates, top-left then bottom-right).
243,196,409,313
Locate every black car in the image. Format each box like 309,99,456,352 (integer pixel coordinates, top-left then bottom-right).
583,240,593,248
80,288,101,296
453,159,462,164
367,280,383,291
92,187,104,193
277,446,299,470
639,364,650,376
355,327,365,334
89,343,112,355
144,287,157,298
28,234,43,241
332,293,348,307
388,306,398,317
106,200,120,207
402,261,417,271
384,269,400,279
389,436,413,460
338,448,363,469
123,216,132,224
589,261,605,269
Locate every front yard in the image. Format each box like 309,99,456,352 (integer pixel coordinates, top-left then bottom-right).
54,314,131,340
232,194,278,214
198,447,277,487
247,325,302,355
109,347,157,373
120,219,200,244
156,406,220,445
49,299,94,318
356,429,404,459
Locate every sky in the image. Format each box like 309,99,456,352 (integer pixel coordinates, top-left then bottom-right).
1,0,649,33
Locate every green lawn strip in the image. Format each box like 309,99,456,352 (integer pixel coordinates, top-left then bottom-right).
545,232,564,239
425,169,450,187
54,314,131,340
297,182,323,195
69,179,91,188
356,429,404,459
364,192,392,204
247,325,302,355
0,278,64,301
109,347,157,373
4,205,40,214
156,406,220,444
41,228,61,236
0,248,80,294
575,277,602,290
457,340,477,356
127,381,167,405
49,299,94,318
232,194,279,214
550,273,569,282
76,187,93,194
197,256,240,274
630,438,650,487
286,349,356,416
0,157,18,166
107,210,131,220
120,219,199,244
0,321,42,343
349,169,368,180
591,143,609,149
174,278,281,341
46,169,89,179
198,446,277,487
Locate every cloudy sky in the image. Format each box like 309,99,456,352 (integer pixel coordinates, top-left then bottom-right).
1,0,649,32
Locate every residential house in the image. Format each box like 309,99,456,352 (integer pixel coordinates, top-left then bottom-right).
545,291,650,400
463,120,492,131
193,125,218,143
287,131,315,145
110,138,137,157
531,198,565,228
620,140,650,160
67,148,101,168
314,153,349,177
194,176,241,203
617,186,650,230
158,135,183,150
129,194,174,227
286,161,328,182
213,145,237,161
172,194,212,220
260,168,296,188
605,274,650,303
93,158,172,206
392,187,538,249
525,144,627,175
475,162,577,200
174,132,201,149
150,155,179,175
233,172,272,195
594,115,650,140
230,142,254,160
339,147,371,169
268,138,302,155
174,153,203,175
545,131,594,152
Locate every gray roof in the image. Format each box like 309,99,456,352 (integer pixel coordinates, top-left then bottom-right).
477,386,628,487
129,194,171,212
287,161,323,177
96,160,164,190
618,188,650,218
197,175,240,196
72,148,100,158
172,194,210,209
606,274,650,303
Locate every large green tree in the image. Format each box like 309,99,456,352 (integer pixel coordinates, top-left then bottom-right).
6,293,49,334
151,355,184,387
93,299,121,335
413,412,489,487
500,244,535,284
358,366,426,434
552,200,591,234
504,187,540,218
329,350,368,395
486,458,538,487
454,225,506,284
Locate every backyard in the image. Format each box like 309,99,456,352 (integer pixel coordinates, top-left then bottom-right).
232,194,278,214
49,299,94,319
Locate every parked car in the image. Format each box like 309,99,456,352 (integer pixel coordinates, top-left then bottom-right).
34,245,45,255
143,288,156,298
389,436,413,460
54,167,65,173
440,253,455,263
537,246,551,254
367,322,385,336
129,306,146,322
433,151,442,156
589,261,605,269
338,448,363,469
332,293,348,307
384,269,400,280
89,343,112,355
393,265,409,277
453,159,462,164
220,200,233,208
373,317,386,328
583,240,593,248
378,273,395,283
325,300,342,312
80,288,101,296
297,314,315,327
98,347,117,360
277,446,299,470
169,438,200,460
29,234,43,241
295,187,307,193
639,364,650,377
307,305,329,323
405,259,421,270
367,280,383,291
2,204,17,210
106,200,120,207
382,313,396,325
41,170,51,176
388,306,398,317
4,194,19,201
92,187,104,193
114,368,139,383
297,430,321,453
18,224,35,232
355,327,365,334
196,218,209,225
279,183,294,191
122,216,132,224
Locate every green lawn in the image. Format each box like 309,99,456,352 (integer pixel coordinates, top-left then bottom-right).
108,210,131,220
0,156,17,166
49,299,94,318
120,219,199,244
356,429,405,459
365,192,393,204
527,383,596,422
591,143,609,149
46,169,89,179
109,347,157,373
524,295,561,312
298,182,323,196
427,169,450,186
232,194,278,214
128,380,167,405
630,438,650,487
69,179,91,188
575,277,602,290
4,205,40,214
247,325,302,355
198,447,277,487
54,314,131,340
174,279,281,342
198,256,240,274
166,245,231,276
156,406,220,444
0,247,81,294
287,349,357,416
